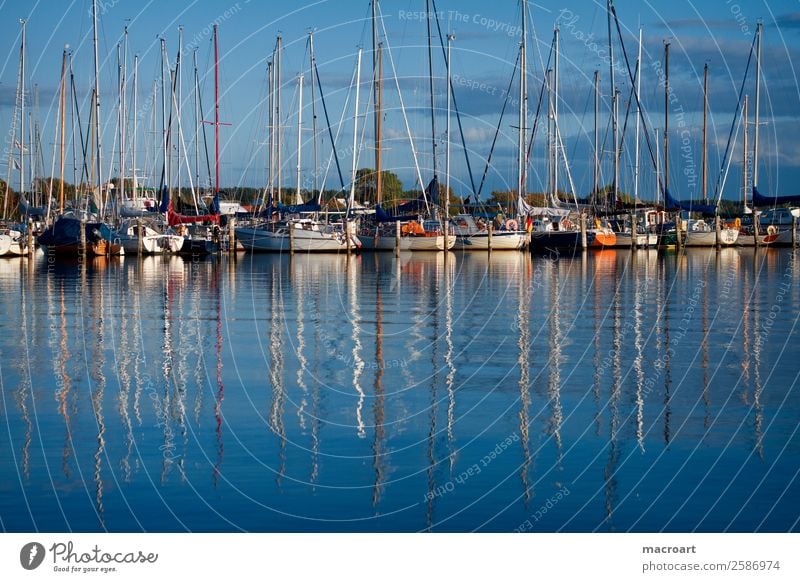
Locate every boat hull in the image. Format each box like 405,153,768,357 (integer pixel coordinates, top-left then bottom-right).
453,231,526,250
607,232,649,248
529,230,588,251
684,228,739,247
358,234,456,251
237,227,289,252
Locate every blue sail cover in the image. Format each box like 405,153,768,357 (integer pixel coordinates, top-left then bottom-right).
159,185,170,212
373,204,420,223
426,176,439,206
752,186,800,207
38,216,111,247
664,187,717,214
18,195,46,218
279,202,321,213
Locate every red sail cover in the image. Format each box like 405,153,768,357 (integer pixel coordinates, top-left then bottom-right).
166,203,220,226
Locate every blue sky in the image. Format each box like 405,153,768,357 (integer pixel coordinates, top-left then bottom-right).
1,0,798,203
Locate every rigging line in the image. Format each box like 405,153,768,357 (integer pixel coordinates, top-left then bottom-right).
617,63,638,162
712,35,757,198
476,50,520,201
317,51,358,197
430,0,477,196
377,9,427,209
313,52,347,192
524,42,553,188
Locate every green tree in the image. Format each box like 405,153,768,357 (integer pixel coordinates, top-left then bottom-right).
355,168,403,205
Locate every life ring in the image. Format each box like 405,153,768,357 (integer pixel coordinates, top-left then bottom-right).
505,219,518,231
734,217,741,228
562,219,573,230
767,225,777,236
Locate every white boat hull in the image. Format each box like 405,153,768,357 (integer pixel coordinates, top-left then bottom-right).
359,233,456,251
239,224,360,253
0,234,11,256
684,228,739,247
291,229,359,253
119,234,184,255
237,227,289,252
608,232,650,248
453,231,526,250
772,227,798,246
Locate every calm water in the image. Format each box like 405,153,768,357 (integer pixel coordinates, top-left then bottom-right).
0,248,798,532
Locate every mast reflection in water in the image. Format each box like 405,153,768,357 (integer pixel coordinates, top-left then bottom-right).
0,249,798,532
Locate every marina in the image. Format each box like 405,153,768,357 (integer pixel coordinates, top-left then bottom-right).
0,0,799,538
0,247,798,532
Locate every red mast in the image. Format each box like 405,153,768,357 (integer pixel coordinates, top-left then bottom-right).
214,24,219,195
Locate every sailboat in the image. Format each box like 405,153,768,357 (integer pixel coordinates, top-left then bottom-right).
357,0,455,252
1,20,34,256
39,4,124,257
736,94,777,246
452,16,525,251
528,24,615,251
657,47,736,246
161,27,220,255
744,23,799,245
238,34,361,253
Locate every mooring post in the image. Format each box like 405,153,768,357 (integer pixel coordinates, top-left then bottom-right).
580,214,587,250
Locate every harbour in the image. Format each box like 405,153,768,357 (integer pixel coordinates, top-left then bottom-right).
1,0,799,539
1,247,798,532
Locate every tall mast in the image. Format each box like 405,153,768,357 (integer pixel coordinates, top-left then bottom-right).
633,28,642,206
742,95,748,207
214,24,219,195
121,26,128,203
59,47,68,213
132,55,138,196
117,42,123,204
373,1,382,204
593,70,599,201
546,68,553,202
446,33,454,222
295,72,303,203
664,41,670,197
193,50,200,190
92,0,105,216
426,0,437,180
655,127,660,204
348,48,363,209
753,21,762,189
160,38,167,202
20,19,25,199
613,88,619,210
701,63,708,203
309,32,319,201
518,0,527,207
267,56,274,203
177,26,183,200
607,0,617,207
553,25,559,201
276,35,282,205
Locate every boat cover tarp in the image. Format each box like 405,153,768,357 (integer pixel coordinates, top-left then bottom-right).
38,217,112,246
664,187,717,214
373,204,420,224
752,186,800,207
